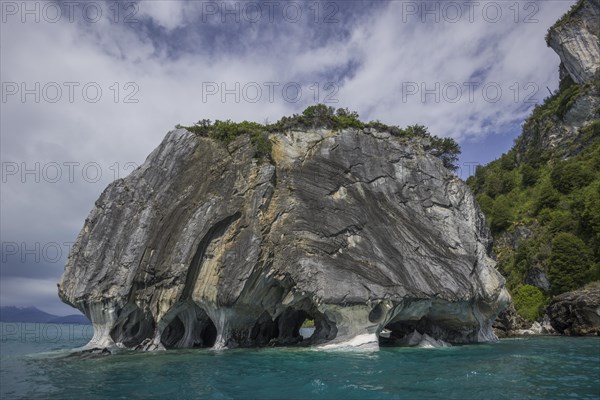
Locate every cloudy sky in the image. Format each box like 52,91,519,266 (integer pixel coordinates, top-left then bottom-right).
1,0,575,315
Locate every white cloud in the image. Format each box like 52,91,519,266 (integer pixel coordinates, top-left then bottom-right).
136,1,190,30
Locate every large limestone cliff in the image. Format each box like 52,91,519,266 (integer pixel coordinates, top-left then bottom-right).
59,127,509,350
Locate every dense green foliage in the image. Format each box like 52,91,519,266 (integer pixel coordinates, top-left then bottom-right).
467,78,600,312
180,104,461,169
548,232,594,294
512,285,548,321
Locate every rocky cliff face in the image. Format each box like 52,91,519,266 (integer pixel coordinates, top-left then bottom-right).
547,0,600,85
515,0,600,164
59,127,509,350
547,283,600,336
473,0,600,336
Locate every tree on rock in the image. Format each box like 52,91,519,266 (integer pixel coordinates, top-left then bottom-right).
549,232,593,294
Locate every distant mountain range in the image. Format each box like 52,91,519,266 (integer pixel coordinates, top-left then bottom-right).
0,306,90,324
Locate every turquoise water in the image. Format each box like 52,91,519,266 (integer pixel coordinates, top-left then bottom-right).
1,323,599,399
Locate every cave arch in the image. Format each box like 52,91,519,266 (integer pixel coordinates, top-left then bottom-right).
110,305,155,348
271,307,337,345
160,302,217,349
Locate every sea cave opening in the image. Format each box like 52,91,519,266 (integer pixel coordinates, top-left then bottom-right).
273,308,338,345
378,317,452,347
299,317,315,340
274,308,312,345
160,305,217,349
110,306,155,348
378,319,419,347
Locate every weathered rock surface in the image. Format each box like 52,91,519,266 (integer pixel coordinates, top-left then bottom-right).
547,0,600,85
59,127,509,350
493,305,556,337
515,0,600,165
493,304,531,338
547,284,600,336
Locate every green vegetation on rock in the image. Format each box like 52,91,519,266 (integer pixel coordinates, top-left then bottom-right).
301,319,315,328
180,119,272,160
549,232,595,294
512,285,548,321
180,104,461,170
467,70,600,311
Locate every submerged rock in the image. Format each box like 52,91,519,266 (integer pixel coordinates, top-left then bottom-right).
68,347,113,358
59,127,509,350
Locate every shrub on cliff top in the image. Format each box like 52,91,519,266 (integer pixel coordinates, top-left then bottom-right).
183,119,272,160
181,105,461,169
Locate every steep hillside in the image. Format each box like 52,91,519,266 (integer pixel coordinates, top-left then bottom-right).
467,0,600,323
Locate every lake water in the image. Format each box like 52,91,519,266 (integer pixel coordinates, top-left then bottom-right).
1,323,599,399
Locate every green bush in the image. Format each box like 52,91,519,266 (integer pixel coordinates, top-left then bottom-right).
500,152,517,171
521,164,539,187
428,136,461,171
490,196,513,233
581,181,600,241
182,119,272,160
526,84,583,128
250,131,272,160
551,160,594,194
535,180,560,214
513,284,547,321
476,194,494,217
333,108,365,129
548,232,593,294
540,209,577,234
483,167,516,198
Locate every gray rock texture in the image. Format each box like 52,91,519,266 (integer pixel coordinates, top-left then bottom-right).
493,304,556,338
515,0,600,164
547,0,600,85
59,127,509,350
547,284,600,336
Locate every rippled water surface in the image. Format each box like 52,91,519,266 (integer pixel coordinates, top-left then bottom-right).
1,323,599,399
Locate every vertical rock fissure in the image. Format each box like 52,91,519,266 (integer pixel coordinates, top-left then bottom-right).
180,212,241,300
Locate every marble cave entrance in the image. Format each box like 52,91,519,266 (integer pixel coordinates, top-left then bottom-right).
160,303,217,349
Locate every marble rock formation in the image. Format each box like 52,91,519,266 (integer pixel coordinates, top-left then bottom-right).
547,284,600,336
59,127,509,350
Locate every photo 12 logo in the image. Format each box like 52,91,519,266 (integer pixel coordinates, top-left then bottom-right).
1,82,140,104
1,1,139,24
1,241,74,264
201,81,339,104
1,323,94,343
397,1,539,23
1,161,140,184
401,81,540,104
198,1,340,23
